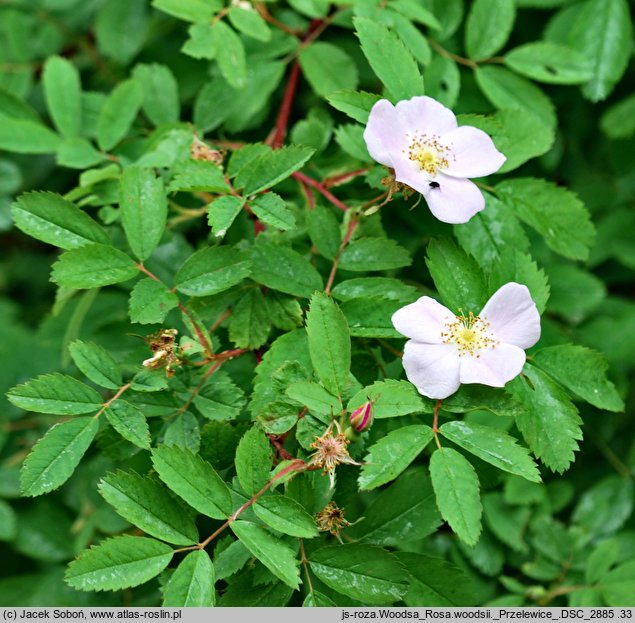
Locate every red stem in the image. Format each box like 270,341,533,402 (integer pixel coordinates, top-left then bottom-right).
293,171,349,212
324,216,359,294
271,61,301,149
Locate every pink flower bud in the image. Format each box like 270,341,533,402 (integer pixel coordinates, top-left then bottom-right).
349,401,374,432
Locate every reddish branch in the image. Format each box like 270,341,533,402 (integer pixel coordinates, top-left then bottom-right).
293,171,349,212
270,60,301,149
324,215,360,294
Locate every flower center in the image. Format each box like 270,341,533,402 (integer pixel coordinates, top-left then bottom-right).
441,310,498,357
406,133,450,175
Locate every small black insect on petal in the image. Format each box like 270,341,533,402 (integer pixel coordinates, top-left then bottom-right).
429,181,440,189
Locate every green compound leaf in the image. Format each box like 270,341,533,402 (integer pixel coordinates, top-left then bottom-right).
397,552,480,607
254,494,319,538
249,192,295,231
7,373,103,415
505,42,593,84
98,471,199,545
430,447,482,546
465,0,516,60
354,17,424,101
132,63,180,126
234,145,315,195
327,90,381,124
359,425,434,491
120,166,168,261
496,177,595,261
52,244,138,289
68,340,122,390
249,241,323,298
426,238,488,312
104,400,151,450
11,191,109,251
42,56,82,138
66,535,173,592
350,469,442,544
339,237,412,272
439,421,541,483
230,520,301,590
309,544,409,605
507,363,583,473
128,278,179,325
348,379,434,420
97,78,144,151
0,117,61,153
299,42,359,98
532,345,624,412
163,549,215,607
306,292,350,399
235,426,272,496
566,0,631,101
20,417,99,497
151,445,232,520
174,246,251,297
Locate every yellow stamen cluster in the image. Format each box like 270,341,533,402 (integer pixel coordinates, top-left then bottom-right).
405,132,451,175
441,310,498,358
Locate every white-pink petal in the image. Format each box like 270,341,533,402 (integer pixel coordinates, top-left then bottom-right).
402,342,461,399
391,296,452,344
440,126,506,178
363,99,408,168
423,175,485,224
459,343,527,387
394,96,457,136
480,283,541,349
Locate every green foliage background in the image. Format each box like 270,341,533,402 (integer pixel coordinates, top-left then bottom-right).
0,0,634,608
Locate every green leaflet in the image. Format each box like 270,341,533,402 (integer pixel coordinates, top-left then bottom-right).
163,550,215,607
66,535,173,592
359,425,434,490
119,166,168,261
128,278,179,324
286,381,341,415
465,0,516,60
235,427,272,496
309,544,409,604
20,417,99,497
0,117,61,153
42,56,82,138
104,400,151,450
174,246,251,297
354,18,424,101
151,445,232,520
51,244,138,289
505,42,593,84
68,340,122,390
230,520,301,590
98,471,199,545
348,379,434,419
96,79,144,151
439,421,541,483
305,293,351,399
249,193,295,231
11,192,109,251
229,288,271,349
253,494,319,538
299,42,359,98
532,345,624,412
132,63,180,126
430,447,482,546
228,6,271,41
7,373,103,415
339,237,412,272
507,364,583,473
327,91,382,124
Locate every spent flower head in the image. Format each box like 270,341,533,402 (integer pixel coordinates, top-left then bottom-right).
363,96,505,224
392,283,541,399
308,421,361,488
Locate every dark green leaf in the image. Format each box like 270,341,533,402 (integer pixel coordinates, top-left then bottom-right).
168,160,230,193
152,0,218,23
299,42,359,98
207,195,244,238
20,418,99,497
601,560,635,606
465,0,516,60
128,278,179,324
348,379,433,420
327,90,382,124
151,445,232,520
69,340,122,390
0,117,61,154
52,244,138,288
96,79,144,151
12,191,109,250
249,192,295,231
430,447,482,546
235,427,272,496
228,6,270,41
213,21,246,89
286,381,341,415
163,549,215,606
42,56,82,138
120,166,167,261
133,64,180,126
66,535,173,592
229,289,271,350
505,42,593,84
254,494,319,538
309,544,409,604
339,237,411,272
96,0,148,65
104,400,151,450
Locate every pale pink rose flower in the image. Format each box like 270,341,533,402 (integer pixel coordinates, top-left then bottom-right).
363,96,506,224
392,283,541,399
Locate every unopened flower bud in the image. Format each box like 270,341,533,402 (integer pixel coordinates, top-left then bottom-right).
349,401,373,432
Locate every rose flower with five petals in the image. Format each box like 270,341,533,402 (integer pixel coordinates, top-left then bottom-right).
392,283,541,399
363,96,506,224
